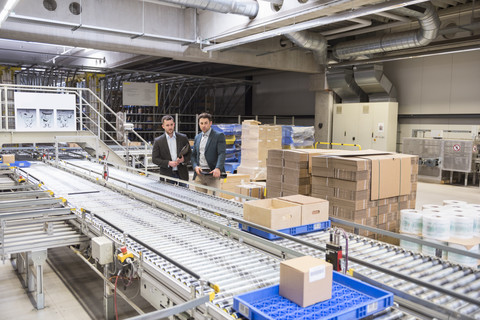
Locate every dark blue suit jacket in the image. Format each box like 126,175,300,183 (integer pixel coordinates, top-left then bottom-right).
191,128,226,178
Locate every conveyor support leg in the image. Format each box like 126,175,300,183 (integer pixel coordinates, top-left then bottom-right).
104,264,115,320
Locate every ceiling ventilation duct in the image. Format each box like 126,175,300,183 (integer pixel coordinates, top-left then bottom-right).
332,2,440,60
285,31,327,65
155,0,259,17
353,64,397,102
326,68,368,103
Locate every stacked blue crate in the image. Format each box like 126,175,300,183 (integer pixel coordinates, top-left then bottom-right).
212,124,242,172
282,125,315,149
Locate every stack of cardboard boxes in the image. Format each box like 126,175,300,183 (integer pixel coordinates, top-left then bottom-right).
237,121,282,181
265,148,418,243
311,152,418,243
266,149,332,198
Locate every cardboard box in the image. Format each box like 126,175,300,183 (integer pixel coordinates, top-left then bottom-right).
282,183,311,195
284,150,309,162
267,157,284,167
267,165,283,178
279,256,333,307
266,186,282,198
312,177,369,191
329,206,377,220
279,195,329,225
268,149,284,159
332,198,377,211
235,183,264,199
284,167,309,178
0,154,15,164
334,169,370,181
283,175,310,186
284,160,308,169
219,174,251,200
312,167,334,178
243,198,301,229
363,154,412,200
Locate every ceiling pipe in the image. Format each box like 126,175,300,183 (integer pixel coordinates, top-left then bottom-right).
0,0,20,28
150,0,258,17
285,31,327,64
332,2,440,60
201,0,429,52
321,18,372,36
8,14,197,44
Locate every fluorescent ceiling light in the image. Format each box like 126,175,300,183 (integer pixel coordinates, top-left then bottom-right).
0,0,20,28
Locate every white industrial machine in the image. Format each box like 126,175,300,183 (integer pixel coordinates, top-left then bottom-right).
403,137,479,185
332,102,398,151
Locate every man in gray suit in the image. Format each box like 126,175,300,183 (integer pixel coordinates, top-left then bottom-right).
191,113,226,194
152,115,191,187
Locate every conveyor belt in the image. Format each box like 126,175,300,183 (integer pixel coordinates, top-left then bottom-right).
0,170,88,258
24,161,480,319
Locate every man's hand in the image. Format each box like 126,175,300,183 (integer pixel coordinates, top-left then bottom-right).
211,168,221,178
176,156,184,164
168,161,178,168
195,166,202,175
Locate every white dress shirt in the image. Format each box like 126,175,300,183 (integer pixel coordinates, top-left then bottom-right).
166,132,178,171
199,128,211,170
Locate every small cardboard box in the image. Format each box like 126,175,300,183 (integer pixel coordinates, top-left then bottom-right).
0,154,15,164
243,198,301,229
235,183,264,199
279,195,329,225
279,256,333,307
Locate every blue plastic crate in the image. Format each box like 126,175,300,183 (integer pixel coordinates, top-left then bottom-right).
10,161,31,168
239,220,330,240
224,162,240,173
233,271,394,320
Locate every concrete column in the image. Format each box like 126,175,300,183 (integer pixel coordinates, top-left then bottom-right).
310,72,334,148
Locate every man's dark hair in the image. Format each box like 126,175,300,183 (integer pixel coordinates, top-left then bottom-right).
162,115,174,124
198,112,212,122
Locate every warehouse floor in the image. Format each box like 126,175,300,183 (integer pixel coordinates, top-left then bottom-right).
1,182,479,319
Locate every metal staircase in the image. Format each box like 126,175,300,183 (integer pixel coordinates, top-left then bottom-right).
0,84,151,168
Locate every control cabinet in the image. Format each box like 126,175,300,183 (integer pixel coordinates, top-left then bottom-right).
332,102,398,151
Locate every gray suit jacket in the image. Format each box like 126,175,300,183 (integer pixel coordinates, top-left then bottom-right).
152,132,191,181
191,129,226,179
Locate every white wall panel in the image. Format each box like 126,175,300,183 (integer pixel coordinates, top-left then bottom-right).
384,51,480,115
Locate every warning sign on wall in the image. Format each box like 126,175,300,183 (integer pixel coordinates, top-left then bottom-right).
453,144,461,152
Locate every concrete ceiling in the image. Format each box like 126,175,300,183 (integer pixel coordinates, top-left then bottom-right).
0,0,478,77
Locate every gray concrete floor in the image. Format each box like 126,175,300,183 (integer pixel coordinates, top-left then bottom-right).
1,182,479,319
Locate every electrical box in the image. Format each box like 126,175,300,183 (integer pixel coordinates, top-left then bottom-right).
91,236,113,265
332,102,398,151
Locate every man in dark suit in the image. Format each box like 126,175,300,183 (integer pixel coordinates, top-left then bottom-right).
191,112,226,194
152,115,191,187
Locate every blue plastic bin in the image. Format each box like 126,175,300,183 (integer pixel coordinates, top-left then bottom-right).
239,220,330,240
233,271,394,320
10,161,31,168
224,162,240,173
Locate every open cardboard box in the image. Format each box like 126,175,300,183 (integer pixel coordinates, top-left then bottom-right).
243,198,301,229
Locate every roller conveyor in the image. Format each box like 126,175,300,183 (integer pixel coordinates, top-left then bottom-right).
22,161,480,319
